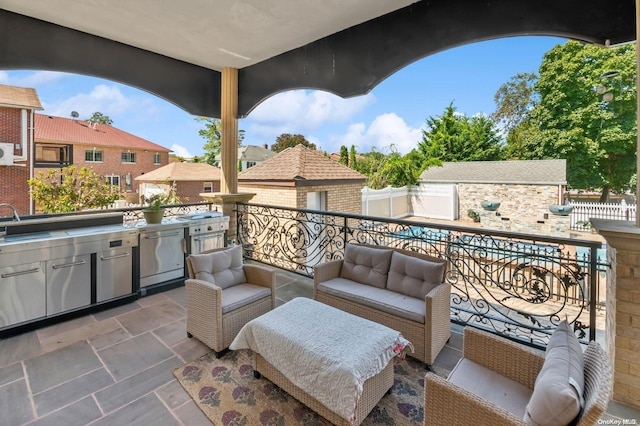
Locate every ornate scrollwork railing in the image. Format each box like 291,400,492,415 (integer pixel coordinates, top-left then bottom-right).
237,203,607,346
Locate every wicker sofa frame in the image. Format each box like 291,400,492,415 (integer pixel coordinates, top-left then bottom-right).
313,244,451,366
185,247,276,356
253,352,394,426
424,327,613,425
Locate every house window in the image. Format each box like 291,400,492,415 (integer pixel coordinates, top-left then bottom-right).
34,143,72,167
121,152,136,163
85,149,103,162
246,161,257,168
153,153,161,164
203,182,213,193
106,175,120,192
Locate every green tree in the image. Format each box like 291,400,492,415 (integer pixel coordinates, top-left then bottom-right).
271,134,316,152
339,145,349,165
492,72,538,134
87,112,113,125
196,117,222,165
195,117,245,165
418,103,503,162
28,165,120,213
349,145,358,169
527,41,637,200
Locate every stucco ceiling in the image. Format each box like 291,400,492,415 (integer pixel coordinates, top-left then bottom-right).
0,0,635,117
0,0,417,70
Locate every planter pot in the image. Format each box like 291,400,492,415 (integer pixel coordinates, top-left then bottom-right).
548,205,573,216
143,209,164,224
481,201,500,211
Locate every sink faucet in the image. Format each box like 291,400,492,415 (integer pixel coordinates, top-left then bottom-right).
0,203,20,222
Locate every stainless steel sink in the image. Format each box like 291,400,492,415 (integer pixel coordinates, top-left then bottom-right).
4,232,51,242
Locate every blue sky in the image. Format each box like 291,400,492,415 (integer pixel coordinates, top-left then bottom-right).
0,36,566,158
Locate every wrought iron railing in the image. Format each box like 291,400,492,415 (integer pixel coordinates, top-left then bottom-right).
237,203,608,347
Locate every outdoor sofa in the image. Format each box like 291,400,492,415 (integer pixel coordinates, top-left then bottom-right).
313,243,450,365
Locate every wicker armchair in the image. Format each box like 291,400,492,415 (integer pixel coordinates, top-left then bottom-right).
425,327,613,426
185,246,275,357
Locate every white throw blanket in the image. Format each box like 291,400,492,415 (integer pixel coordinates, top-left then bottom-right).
230,297,412,424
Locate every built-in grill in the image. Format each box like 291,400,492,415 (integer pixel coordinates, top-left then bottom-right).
181,211,229,255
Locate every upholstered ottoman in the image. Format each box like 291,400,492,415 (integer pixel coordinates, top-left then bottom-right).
230,297,411,426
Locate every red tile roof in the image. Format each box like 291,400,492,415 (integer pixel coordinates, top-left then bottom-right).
0,84,43,109
238,144,366,182
34,114,170,152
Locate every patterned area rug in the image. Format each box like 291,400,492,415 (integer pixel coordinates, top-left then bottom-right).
173,349,450,425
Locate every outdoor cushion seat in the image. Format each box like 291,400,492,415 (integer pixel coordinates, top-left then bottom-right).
424,323,613,426
314,243,450,365
185,245,275,357
317,278,425,323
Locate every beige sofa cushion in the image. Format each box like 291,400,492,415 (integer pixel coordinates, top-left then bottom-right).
189,245,246,289
449,357,534,419
386,250,445,298
340,244,393,288
221,284,271,314
317,277,425,323
524,321,584,426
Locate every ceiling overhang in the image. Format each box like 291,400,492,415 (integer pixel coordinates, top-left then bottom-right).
0,0,635,118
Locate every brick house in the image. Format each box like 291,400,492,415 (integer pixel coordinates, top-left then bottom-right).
0,85,43,216
134,162,221,204
34,114,171,204
0,84,172,214
238,144,366,214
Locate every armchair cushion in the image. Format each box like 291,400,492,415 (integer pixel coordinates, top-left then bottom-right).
221,284,272,314
448,358,533,419
386,250,445,299
340,243,393,288
524,321,584,426
189,245,246,289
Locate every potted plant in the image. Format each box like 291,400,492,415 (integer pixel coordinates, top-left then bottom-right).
141,184,180,224
467,209,480,223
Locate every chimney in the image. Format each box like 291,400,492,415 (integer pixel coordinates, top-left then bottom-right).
263,143,268,150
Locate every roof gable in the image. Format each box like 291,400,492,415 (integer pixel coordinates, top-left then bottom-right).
0,84,42,109
419,160,567,185
238,144,365,182
135,162,221,181
34,114,170,152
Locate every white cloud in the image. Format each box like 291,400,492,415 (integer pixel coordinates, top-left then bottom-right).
169,144,192,158
329,113,423,155
0,70,68,87
43,84,135,119
245,89,373,139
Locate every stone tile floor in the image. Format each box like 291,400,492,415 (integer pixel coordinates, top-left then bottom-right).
0,267,637,425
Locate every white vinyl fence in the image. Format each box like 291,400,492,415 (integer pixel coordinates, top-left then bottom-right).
570,200,637,230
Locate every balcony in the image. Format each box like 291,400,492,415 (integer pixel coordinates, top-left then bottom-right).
0,203,637,424
0,267,637,424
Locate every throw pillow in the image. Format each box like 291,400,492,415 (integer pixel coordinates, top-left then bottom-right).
523,320,585,426
189,245,246,289
386,250,445,299
340,244,393,288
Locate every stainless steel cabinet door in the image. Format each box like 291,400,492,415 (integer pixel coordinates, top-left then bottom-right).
46,254,91,315
139,230,184,278
96,248,133,302
0,262,46,327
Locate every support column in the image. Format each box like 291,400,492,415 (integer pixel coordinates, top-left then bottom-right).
636,0,640,227
220,67,238,194
592,219,640,408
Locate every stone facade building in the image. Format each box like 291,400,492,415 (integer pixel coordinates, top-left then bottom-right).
418,159,568,235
